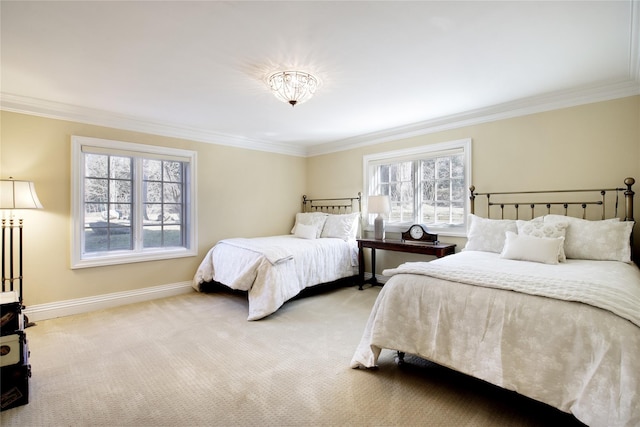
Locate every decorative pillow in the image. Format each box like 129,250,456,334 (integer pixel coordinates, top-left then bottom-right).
293,223,317,239
544,215,633,262
291,212,329,239
500,231,564,265
516,219,568,262
464,214,517,253
320,212,360,240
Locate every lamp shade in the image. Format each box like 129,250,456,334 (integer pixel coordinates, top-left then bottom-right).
0,179,44,209
368,195,390,214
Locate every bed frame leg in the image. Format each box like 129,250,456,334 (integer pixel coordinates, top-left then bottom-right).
395,351,405,365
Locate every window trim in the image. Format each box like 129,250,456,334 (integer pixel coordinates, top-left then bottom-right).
71,136,197,269
362,138,472,237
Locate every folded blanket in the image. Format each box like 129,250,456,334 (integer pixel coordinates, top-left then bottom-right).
383,252,640,327
218,238,293,265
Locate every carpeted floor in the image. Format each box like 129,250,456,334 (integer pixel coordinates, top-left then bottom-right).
1,285,584,426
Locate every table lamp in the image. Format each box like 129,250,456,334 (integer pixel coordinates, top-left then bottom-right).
368,195,390,240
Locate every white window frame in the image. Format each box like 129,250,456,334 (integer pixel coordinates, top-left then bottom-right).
363,138,472,237
71,136,197,269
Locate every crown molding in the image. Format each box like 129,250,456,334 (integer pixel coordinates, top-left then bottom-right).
630,0,640,80
2,77,638,159
306,78,640,157
0,93,308,157
2,1,639,159
309,1,640,157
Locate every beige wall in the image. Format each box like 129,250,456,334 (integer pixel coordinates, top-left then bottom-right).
1,111,307,306
1,95,638,307
307,96,640,274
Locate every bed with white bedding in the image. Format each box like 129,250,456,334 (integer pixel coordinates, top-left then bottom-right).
351,179,639,427
192,194,361,320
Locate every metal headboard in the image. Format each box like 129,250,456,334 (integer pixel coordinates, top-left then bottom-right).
470,177,635,222
302,192,362,214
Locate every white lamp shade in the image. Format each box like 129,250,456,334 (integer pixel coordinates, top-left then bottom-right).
0,179,44,209
368,195,390,214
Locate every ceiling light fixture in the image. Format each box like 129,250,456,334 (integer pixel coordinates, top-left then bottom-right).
267,71,319,107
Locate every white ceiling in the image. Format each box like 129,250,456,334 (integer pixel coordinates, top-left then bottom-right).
1,1,639,157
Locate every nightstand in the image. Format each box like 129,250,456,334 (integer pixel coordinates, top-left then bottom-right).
357,238,456,290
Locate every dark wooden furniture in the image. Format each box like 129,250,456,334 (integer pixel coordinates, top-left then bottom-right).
357,238,456,289
0,291,30,411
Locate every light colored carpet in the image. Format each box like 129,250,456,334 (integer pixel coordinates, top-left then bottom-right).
1,285,584,426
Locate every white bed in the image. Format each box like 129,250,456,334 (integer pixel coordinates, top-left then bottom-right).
193,195,361,320
351,179,639,427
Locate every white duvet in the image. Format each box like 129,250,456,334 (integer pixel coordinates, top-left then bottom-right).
193,235,358,320
351,251,640,427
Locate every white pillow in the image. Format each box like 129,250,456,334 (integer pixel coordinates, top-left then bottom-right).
320,212,360,240
544,215,633,262
500,231,564,265
293,223,317,239
291,212,329,239
464,214,517,253
516,219,568,262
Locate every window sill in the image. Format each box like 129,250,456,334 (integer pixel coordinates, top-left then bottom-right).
71,248,197,269
363,224,468,238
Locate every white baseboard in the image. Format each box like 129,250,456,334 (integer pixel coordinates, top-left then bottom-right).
24,281,194,322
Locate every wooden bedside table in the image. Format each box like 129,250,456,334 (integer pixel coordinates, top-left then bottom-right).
357,238,456,290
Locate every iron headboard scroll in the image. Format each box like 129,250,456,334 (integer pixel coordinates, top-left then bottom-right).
469,177,634,221
302,192,362,214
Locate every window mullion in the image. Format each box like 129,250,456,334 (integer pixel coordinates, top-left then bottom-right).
414,160,421,223
79,152,88,256
133,157,144,251
434,164,439,225
449,158,454,223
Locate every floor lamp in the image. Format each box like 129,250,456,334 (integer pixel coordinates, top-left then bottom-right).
1,178,44,308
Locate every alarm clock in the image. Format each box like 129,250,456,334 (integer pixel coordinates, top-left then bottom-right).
401,224,438,243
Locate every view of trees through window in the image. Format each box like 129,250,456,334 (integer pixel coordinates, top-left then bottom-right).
372,153,465,227
83,154,185,253
420,155,465,225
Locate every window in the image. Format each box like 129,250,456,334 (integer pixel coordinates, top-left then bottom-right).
71,136,197,268
363,138,471,237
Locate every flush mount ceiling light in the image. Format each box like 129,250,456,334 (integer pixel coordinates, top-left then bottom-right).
267,71,319,107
